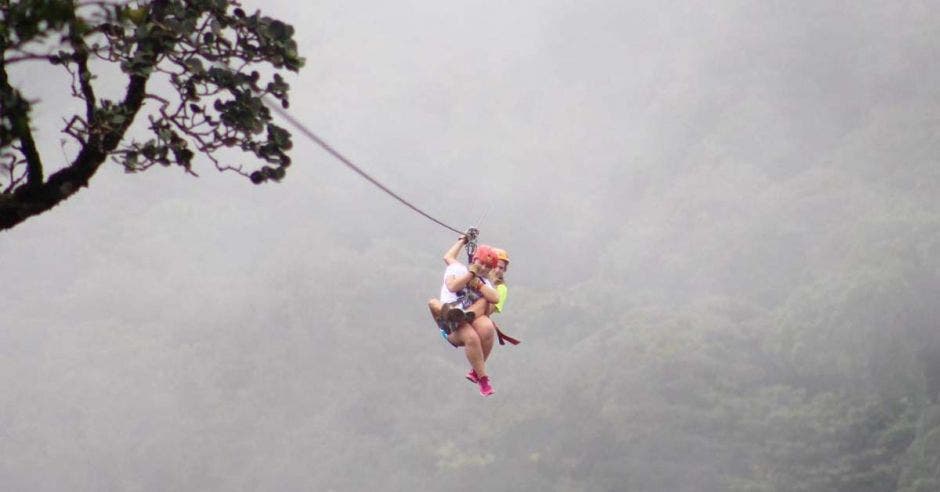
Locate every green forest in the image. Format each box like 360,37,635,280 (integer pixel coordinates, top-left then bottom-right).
208,95,938,490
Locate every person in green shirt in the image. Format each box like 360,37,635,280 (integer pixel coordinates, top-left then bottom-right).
487,248,520,346
488,248,510,314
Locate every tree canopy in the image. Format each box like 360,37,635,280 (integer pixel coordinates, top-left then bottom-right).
0,0,304,231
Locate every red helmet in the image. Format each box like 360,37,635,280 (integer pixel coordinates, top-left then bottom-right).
472,244,499,268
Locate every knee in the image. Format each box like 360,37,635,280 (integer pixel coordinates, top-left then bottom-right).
474,317,495,336
428,298,442,318
462,329,481,348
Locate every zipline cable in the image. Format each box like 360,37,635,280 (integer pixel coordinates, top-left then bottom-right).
474,201,495,230
264,96,465,235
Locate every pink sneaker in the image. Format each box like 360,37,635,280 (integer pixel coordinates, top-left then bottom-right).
466,369,480,384
478,376,494,397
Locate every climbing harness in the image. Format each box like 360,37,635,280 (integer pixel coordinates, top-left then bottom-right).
495,324,520,345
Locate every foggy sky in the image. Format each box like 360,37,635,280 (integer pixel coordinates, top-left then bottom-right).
3,1,939,490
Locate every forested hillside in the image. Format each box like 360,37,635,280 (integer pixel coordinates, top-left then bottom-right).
2,1,938,490
206,97,937,491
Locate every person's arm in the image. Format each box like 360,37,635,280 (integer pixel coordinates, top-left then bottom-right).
444,266,475,293
443,235,467,265
469,276,500,303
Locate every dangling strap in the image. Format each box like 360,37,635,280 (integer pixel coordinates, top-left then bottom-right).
494,323,521,346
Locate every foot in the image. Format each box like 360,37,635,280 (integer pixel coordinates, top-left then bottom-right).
478,376,494,397
466,369,480,384
435,317,452,335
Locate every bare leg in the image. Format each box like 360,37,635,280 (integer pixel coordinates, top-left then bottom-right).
466,299,496,361
447,323,486,378
427,298,443,320
473,315,496,362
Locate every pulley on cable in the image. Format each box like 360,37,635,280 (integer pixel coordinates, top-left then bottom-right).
463,227,480,264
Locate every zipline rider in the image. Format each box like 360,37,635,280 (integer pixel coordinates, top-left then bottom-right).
429,234,501,396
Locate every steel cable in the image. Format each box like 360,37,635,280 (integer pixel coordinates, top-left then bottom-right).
264,96,465,235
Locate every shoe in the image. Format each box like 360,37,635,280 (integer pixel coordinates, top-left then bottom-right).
440,328,458,348
478,376,494,397
466,369,480,384
435,317,452,335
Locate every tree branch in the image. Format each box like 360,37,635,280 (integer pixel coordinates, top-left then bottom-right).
1,0,303,230
0,51,44,190
67,21,97,123
0,0,171,231
3,53,56,64
1,152,27,193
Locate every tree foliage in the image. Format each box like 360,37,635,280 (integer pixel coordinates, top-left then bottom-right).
0,0,304,231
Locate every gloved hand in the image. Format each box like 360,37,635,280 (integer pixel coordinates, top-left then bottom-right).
468,263,483,275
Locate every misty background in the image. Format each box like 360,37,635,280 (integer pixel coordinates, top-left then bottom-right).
3,1,940,490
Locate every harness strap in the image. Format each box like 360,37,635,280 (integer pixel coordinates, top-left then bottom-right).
494,323,521,346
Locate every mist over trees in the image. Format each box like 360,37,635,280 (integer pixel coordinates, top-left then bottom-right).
2,1,939,491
